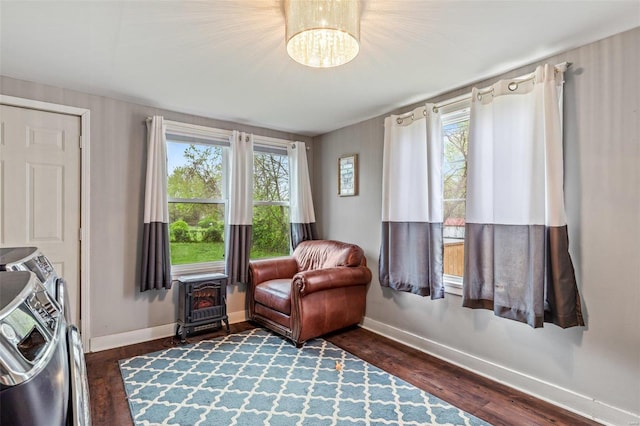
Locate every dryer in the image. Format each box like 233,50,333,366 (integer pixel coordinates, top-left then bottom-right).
0,252,90,425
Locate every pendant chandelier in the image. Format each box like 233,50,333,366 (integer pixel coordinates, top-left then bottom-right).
284,0,361,68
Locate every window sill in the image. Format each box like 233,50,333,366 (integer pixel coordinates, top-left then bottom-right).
171,261,225,281
444,274,463,296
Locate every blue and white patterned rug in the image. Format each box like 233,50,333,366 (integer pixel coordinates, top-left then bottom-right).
119,328,491,425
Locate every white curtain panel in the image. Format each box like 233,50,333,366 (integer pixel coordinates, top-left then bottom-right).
228,131,254,225
226,131,254,285
463,64,584,328
379,104,444,298
141,115,172,291
288,141,318,248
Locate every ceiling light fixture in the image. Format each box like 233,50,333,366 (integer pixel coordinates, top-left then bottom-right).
284,0,361,68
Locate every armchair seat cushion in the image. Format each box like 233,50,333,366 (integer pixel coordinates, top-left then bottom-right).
254,279,291,315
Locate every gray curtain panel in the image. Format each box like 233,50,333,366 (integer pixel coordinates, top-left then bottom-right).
544,226,583,327
290,222,318,249
379,104,444,298
380,222,444,298
226,224,252,285
462,64,584,328
141,116,172,291
141,223,171,291
464,224,583,328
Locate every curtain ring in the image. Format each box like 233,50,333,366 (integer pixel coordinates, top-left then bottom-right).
432,106,438,113
508,82,518,91
478,87,494,100
396,117,403,125
410,113,415,121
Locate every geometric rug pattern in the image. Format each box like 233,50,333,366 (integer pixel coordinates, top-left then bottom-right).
119,328,492,425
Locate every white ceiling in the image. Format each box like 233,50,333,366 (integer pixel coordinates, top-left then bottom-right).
1,1,638,136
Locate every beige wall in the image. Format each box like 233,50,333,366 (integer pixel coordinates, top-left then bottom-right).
0,76,312,340
313,28,639,421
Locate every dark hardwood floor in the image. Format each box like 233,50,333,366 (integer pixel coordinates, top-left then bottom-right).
86,322,598,425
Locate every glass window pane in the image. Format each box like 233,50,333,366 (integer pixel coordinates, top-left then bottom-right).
443,116,469,278
251,205,290,259
167,141,224,200
168,203,225,265
254,151,289,202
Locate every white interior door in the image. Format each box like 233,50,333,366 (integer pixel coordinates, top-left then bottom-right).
0,104,81,327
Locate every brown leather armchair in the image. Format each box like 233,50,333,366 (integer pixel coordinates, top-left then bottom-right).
248,240,372,347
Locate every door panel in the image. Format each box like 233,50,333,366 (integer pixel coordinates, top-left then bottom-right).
29,163,64,241
28,125,65,150
0,104,81,327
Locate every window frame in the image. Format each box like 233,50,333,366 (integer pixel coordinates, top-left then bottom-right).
163,121,295,275
165,121,232,276
439,101,471,296
251,143,291,259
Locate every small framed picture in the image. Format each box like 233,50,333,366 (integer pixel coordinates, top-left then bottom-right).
338,154,358,197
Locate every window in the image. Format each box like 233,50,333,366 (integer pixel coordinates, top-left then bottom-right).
251,145,290,259
441,105,470,293
166,135,228,272
164,122,293,274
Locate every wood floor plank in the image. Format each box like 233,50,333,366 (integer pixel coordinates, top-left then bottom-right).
324,327,598,426
86,322,599,426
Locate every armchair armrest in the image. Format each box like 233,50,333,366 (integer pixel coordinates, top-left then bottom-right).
293,266,372,296
249,257,299,286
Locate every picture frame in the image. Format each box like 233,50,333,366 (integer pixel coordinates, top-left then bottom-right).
338,153,358,197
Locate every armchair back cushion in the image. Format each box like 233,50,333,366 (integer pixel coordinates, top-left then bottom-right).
293,240,366,271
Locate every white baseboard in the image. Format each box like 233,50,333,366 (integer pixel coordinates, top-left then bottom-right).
227,309,249,324
361,317,640,426
89,310,249,353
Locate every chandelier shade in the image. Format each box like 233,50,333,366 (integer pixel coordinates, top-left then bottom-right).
284,0,361,68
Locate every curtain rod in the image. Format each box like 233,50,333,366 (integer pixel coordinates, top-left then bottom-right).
396,62,571,123
442,61,571,110
145,117,310,150
434,61,571,112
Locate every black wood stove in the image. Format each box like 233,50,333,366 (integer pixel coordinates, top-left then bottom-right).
176,273,230,343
